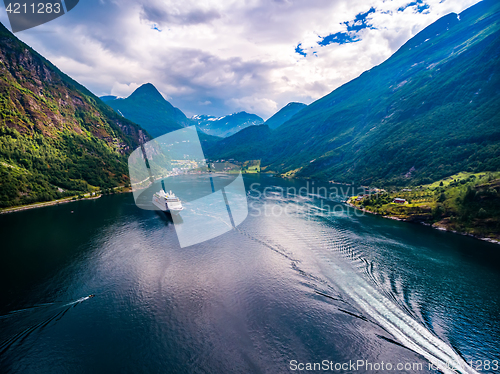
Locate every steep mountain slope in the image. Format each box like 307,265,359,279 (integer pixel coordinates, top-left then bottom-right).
269,0,500,185
192,112,263,137
0,22,146,207
104,84,220,148
205,125,271,161
106,83,188,137
264,102,306,129
211,0,500,186
100,95,118,102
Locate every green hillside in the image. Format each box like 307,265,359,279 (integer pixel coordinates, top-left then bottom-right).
205,124,271,161
349,172,500,240
275,0,500,185
210,0,500,187
264,102,306,129
0,22,146,208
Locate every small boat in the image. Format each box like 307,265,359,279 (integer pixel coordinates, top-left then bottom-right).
152,190,184,215
88,294,95,298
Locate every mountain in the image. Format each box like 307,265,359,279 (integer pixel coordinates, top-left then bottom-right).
105,83,221,148
0,21,146,207
210,0,500,186
106,83,189,137
100,95,118,102
192,112,264,137
264,102,306,129
205,125,271,161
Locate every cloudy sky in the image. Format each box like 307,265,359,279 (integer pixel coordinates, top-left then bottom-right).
1,0,480,119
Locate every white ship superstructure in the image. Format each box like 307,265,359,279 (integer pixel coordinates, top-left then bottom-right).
152,190,183,214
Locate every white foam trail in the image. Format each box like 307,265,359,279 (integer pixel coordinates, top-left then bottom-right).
317,257,478,374
278,214,479,374
62,296,90,307
0,305,47,317
0,299,85,319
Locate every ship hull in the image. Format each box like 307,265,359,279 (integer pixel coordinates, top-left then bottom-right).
152,197,183,215
167,208,182,216
152,198,167,211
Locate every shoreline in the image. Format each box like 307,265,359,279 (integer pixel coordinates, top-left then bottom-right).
345,200,500,246
0,195,103,214
0,187,132,215
3,182,499,246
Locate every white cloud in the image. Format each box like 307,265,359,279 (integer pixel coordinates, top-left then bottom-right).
111,82,141,98
226,96,278,118
5,0,482,119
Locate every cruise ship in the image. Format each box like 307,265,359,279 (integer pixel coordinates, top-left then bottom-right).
152,190,184,215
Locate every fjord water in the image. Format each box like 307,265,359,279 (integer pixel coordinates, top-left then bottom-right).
1,175,499,373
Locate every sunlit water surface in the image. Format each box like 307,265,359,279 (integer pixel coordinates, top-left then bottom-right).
1,175,499,373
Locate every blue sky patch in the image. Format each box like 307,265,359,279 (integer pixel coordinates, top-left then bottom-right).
344,7,376,32
398,1,430,13
295,43,307,57
318,32,360,46
151,24,162,32
317,7,375,47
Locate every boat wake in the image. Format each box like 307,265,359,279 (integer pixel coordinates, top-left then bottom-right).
0,295,94,355
242,195,479,374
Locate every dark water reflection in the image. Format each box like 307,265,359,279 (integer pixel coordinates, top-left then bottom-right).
0,175,499,373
